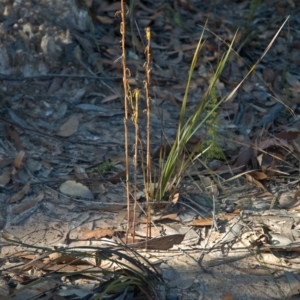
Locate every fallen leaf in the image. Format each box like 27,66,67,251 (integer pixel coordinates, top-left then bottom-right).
95,15,114,25
7,181,31,203
57,115,79,137
158,213,178,221
59,180,94,199
245,173,267,192
108,170,126,184
48,68,68,94
7,125,23,151
188,218,214,226
81,228,115,239
101,93,121,103
275,131,300,140
249,171,268,180
222,292,233,300
12,191,44,214
2,232,21,242
171,193,179,204
259,138,293,151
14,150,25,169
128,233,185,250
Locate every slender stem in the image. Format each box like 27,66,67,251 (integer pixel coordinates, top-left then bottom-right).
132,90,139,243
120,0,131,243
144,27,152,245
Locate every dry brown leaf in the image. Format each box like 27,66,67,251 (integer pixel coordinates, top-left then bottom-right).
81,228,115,239
188,218,213,226
48,252,63,261
95,15,114,25
128,233,185,250
12,191,44,214
7,181,31,203
14,150,25,169
108,170,126,184
2,232,21,242
259,138,293,151
159,213,178,221
249,171,268,180
131,225,162,237
57,115,79,137
275,130,300,140
48,68,68,94
245,173,267,192
47,253,79,264
171,193,179,204
43,264,94,272
222,292,234,300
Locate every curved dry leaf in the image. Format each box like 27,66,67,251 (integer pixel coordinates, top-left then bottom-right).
129,233,185,250
101,94,120,103
249,171,268,180
8,109,31,129
11,205,39,225
81,228,115,239
14,150,25,169
259,137,293,151
275,131,300,140
2,232,21,242
95,15,114,25
12,191,44,214
188,218,213,226
269,233,292,247
59,180,94,199
47,252,78,264
222,293,234,300
7,181,31,203
245,173,268,192
221,221,243,243
57,115,79,137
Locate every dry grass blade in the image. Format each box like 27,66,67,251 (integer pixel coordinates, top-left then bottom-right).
144,26,152,246
223,16,290,104
120,0,131,243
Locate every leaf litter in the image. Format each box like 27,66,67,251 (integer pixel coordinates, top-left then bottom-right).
0,0,300,299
